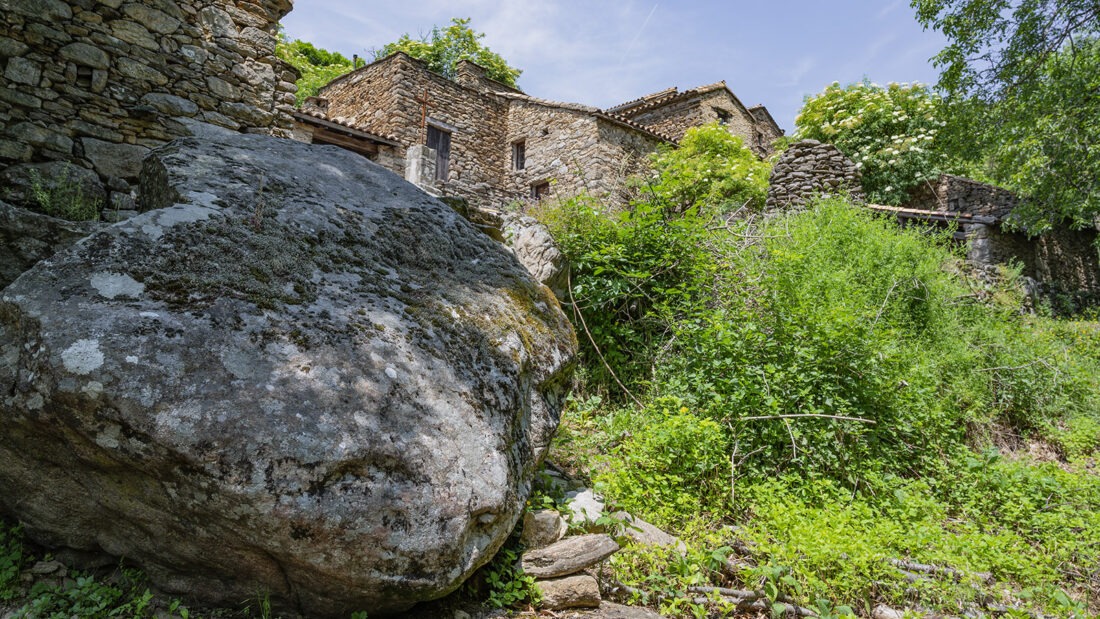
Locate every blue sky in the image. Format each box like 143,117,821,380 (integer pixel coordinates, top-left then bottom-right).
280,1,950,134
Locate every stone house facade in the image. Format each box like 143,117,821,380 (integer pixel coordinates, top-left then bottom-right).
292,52,782,208
607,82,782,157
0,0,297,213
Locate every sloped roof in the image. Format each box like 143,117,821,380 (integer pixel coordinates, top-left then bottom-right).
292,109,400,146
607,82,732,115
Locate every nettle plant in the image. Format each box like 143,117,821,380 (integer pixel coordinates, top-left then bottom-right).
795,81,947,205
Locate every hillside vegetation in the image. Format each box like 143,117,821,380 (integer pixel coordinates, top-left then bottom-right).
532,125,1099,617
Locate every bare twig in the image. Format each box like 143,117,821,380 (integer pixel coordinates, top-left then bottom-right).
886,558,993,584
566,270,643,408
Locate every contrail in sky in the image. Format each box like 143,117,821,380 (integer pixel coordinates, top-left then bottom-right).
620,3,658,66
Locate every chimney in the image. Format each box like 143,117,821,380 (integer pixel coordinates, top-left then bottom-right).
455,59,487,89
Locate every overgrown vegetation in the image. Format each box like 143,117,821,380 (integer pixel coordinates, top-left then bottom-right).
537,148,1100,615
794,80,962,205
275,33,354,105
915,1,1098,229
372,17,521,88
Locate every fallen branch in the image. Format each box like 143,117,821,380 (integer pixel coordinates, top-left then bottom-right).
886,558,994,584
739,413,876,424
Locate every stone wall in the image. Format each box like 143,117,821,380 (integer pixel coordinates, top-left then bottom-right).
624,89,768,156
0,0,296,212
502,100,659,205
906,174,1017,220
766,139,863,211
319,52,510,205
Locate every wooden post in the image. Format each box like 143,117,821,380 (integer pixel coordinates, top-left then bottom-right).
415,88,432,143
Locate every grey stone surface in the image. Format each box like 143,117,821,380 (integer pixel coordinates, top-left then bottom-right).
0,133,577,618
567,488,606,525
4,57,40,85
608,512,687,555
58,42,110,69
501,213,569,299
535,574,601,610
140,93,199,117
521,509,567,550
521,534,620,579
81,138,149,179
0,201,100,289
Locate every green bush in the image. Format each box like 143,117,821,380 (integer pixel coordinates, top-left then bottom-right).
644,122,771,215
534,196,717,399
795,81,959,205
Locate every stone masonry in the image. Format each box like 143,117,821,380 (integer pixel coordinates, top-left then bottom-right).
300,53,672,208
608,83,782,157
0,0,297,215
766,139,864,211
905,173,1100,300
294,53,781,209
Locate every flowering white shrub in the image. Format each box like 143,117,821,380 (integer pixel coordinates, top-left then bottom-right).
795,81,949,205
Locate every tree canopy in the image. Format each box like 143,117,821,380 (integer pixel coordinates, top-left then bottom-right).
912,0,1100,229
373,18,522,88
276,35,354,105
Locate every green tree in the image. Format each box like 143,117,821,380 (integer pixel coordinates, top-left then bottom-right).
276,35,354,105
373,18,522,88
913,0,1100,229
645,122,771,215
795,81,952,205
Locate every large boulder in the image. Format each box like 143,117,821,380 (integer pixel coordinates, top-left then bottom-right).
0,133,577,617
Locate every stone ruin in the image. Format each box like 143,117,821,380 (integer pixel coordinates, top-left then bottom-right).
0,0,298,218
765,139,864,211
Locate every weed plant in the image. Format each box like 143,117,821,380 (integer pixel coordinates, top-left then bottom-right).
29,168,101,222
540,191,1100,617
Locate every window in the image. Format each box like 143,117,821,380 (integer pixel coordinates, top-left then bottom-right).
531,181,550,200
426,125,451,181
716,109,732,125
511,140,526,171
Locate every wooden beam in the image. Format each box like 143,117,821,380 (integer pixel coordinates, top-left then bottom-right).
312,127,380,157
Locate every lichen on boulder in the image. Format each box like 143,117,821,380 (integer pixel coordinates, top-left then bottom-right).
0,132,577,617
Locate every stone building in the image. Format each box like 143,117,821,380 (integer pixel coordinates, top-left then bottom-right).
900,175,1100,299
0,0,297,214
291,52,782,208
607,82,782,157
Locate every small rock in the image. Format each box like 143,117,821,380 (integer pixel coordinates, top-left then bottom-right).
872,605,905,619
29,560,66,576
521,510,567,549
81,138,149,179
521,534,620,579
608,512,687,555
566,488,605,525
536,574,601,610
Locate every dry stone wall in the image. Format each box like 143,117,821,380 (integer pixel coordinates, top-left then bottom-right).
0,0,296,214
502,101,658,204
766,139,863,211
906,174,1017,220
